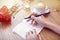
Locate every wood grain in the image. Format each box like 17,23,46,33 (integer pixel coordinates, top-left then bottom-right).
0,0,60,40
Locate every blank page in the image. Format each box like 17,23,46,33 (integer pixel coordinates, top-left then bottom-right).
13,19,43,39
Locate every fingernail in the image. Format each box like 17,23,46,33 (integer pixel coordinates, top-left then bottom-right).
31,15,35,18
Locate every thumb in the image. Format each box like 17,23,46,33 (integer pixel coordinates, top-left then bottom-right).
38,34,42,40
31,15,38,21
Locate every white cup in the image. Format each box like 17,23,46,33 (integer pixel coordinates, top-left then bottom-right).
31,2,50,14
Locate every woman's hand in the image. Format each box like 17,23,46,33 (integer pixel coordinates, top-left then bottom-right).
27,13,48,27
26,29,41,40
27,14,60,35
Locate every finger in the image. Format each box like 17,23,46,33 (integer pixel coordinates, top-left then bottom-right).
31,19,34,24
32,21,38,25
26,32,30,39
34,29,37,34
30,31,34,34
28,31,33,34
31,15,35,19
26,32,28,38
32,20,36,25
32,29,37,35
31,15,38,24
38,34,42,40
26,33,30,40
31,15,38,21
29,30,36,35
27,32,30,35
35,21,38,25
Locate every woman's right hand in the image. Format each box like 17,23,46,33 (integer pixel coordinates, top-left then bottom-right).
27,13,60,35
27,13,48,27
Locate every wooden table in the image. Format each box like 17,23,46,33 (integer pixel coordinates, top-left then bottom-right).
0,0,60,40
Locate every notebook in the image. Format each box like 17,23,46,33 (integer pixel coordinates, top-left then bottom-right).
13,19,43,39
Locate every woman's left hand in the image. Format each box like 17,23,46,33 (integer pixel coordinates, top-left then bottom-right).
26,29,41,40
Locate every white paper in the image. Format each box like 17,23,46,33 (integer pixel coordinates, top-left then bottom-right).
13,19,43,39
